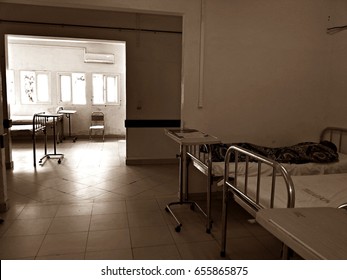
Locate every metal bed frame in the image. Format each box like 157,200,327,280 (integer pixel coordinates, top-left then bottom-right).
184,127,347,231
220,145,295,257
182,127,347,258
220,144,347,258
33,112,64,167
32,112,48,167
320,126,347,152
219,127,347,257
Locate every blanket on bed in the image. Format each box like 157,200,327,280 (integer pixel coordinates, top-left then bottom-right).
203,141,339,164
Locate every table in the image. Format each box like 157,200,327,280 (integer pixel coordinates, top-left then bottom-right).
256,207,347,259
164,128,220,232
34,113,64,166
58,109,77,142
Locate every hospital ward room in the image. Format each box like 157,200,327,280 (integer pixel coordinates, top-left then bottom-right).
1,2,347,274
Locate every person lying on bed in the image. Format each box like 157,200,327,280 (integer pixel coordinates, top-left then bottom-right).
203,140,339,164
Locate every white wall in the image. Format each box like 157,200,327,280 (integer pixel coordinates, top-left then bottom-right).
326,0,347,129
7,37,126,136
196,0,332,146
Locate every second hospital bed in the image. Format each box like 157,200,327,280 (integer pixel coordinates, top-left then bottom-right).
219,144,347,258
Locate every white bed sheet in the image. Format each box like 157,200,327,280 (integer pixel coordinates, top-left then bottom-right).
212,153,347,177
232,173,347,209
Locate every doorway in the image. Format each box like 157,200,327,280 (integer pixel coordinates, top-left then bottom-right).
5,35,126,141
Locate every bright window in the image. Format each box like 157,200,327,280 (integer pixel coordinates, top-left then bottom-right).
6,70,15,105
20,71,50,104
58,73,86,105
36,73,49,102
59,74,72,103
92,74,120,105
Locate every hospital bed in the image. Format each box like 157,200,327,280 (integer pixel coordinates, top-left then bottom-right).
10,113,63,166
184,127,347,233
10,112,63,143
219,144,347,258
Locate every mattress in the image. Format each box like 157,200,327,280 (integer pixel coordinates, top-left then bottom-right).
212,153,347,177
11,115,33,125
232,173,347,209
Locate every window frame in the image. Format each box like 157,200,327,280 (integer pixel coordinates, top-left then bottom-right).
20,70,51,104
92,73,121,106
57,72,87,105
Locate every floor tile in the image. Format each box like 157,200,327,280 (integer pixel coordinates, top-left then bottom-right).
17,205,60,219
55,203,93,217
4,218,52,236
133,244,181,260
48,215,91,234
89,213,128,231
177,240,223,260
126,199,160,213
127,210,166,228
85,248,133,260
36,252,85,260
130,225,175,248
0,235,45,259
86,229,131,252
37,232,88,257
92,201,127,215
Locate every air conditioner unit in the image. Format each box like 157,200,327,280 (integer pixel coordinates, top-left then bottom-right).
84,52,115,64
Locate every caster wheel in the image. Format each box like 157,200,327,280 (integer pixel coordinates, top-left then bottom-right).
165,207,170,213
58,159,61,164
175,226,181,232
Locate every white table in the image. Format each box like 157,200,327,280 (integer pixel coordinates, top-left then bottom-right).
256,207,347,259
58,109,77,142
165,128,220,232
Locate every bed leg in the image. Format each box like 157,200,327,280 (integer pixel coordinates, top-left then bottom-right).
206,167,213,234
220,186,229,257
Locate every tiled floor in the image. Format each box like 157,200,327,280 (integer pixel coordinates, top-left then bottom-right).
0,138,282,260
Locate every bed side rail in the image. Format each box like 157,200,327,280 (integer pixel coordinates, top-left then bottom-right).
320,127,347,153
32,112,47,133
223,145,295,212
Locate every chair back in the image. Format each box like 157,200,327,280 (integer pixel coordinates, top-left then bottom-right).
91,111,104,126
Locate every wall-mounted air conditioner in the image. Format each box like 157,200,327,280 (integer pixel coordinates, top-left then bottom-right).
84,51,115,64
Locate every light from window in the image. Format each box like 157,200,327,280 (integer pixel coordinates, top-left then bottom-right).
20,71,50,104
92,74,104,105
6,70,15,105
20,71,35,103
59,73,86,105
72,73,86,105
106,76,118,103
60,75,72,102
36,73,49,102
92,74,120,105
